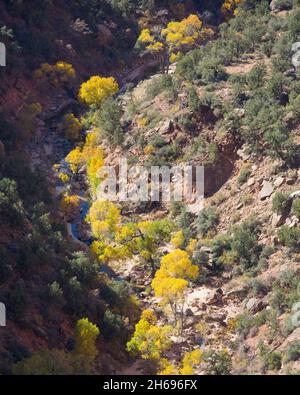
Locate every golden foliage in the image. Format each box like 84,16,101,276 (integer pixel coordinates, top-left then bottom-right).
158,349,202,375
58,172,70,183
137,28,155,44
65,146,83,173
152,277,188,308
136,116,149,128
65,131,104,193
35,61,76,87
154,249,199,281
86,152,105,194
87,200,120,240
180,349,202,375
114,219,174,266
158,359,179,375
186,238,197,256
74,318,100,364
136,14,212,66
146,41,165,52
143,144,155,155
169,51,183,63
78,76,119,107
171,230,185,249
151,249,198,329
161,15,202,50
126,310,172,360
221,0,243,17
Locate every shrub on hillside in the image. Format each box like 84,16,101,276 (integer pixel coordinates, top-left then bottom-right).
187,86,201,111
272,192,290,215
197,207,219,237
96,97,123,145
102,310,125,339
146,74,175,100
231,218,262,269
291,198,300,219
278,226,300,250
202,349,232,375
237,167,251,187
284,340,300,363
35,62,76,88
0,178,24,226
211,234,235,271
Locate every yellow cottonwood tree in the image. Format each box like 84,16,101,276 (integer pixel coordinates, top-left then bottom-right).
136,27,167,71
86,149,105,194
65,131,104,192
126,310,172,360
73,318,100,372
152,276,188,330
65,146,83,173
114,219,174,273
78,76,119,107
155,249,199,280
161,14,203,51
90,219,173,268
87,200,120,240
136,14,213,70
152,249,198,331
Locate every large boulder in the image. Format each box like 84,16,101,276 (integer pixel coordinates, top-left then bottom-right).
260,181,274,200
273,176,285,188
289,190,300,200
245,298,267,314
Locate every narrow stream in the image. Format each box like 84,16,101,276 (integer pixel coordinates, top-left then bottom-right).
68,191,121,280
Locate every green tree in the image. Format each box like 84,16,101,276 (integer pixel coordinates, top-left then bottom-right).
231,218,262,269
272,192,290,215
198,207,219,237
96,97,123,145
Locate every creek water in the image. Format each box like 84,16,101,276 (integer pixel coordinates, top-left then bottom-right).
68,191,121,280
